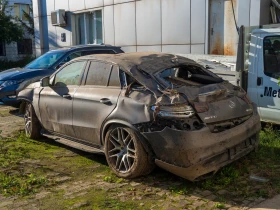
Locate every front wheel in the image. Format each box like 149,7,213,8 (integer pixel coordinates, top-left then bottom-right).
104,125,154,179
24,103,41,139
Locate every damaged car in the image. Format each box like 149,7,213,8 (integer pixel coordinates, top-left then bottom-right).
18,52,261,181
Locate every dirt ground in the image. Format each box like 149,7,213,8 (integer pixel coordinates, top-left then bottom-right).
0,105,273,210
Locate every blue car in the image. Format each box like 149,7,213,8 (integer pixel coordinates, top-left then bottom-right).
0,45,123,107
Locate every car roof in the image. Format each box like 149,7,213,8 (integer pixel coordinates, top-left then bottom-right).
75,52,197,74
49,44,121,52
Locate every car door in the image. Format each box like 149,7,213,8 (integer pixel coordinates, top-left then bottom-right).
39,60,87,136
72,61,121,145
256,34,280,124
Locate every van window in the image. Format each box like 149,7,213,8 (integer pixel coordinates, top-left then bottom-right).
263,36,280,79
86,61,111,86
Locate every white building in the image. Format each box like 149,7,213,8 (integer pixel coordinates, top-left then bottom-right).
0,0,35,61
33,0,271,57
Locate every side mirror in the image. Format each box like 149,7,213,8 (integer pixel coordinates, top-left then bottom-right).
40,76,50,87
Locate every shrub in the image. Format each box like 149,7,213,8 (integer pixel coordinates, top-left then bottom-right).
0,56,35,71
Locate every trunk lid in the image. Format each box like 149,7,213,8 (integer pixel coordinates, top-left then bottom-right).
176,82,253,124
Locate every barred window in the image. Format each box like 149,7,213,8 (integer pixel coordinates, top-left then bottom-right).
0,42,5,56
17,39,32,55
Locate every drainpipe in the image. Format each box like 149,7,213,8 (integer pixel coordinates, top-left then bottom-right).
37,0,49,55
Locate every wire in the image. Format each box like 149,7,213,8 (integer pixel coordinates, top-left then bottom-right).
231,0,239,34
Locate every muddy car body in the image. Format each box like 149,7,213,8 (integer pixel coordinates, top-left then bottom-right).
18,52,261,181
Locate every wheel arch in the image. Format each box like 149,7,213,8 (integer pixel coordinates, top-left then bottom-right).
101,120,154,157
18,99,32,114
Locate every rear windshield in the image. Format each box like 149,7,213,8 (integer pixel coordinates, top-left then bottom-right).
156,65,223,87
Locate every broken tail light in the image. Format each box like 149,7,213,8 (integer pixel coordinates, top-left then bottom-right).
151,104,195,118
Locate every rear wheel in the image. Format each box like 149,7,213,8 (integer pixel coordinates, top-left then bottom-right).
24,103,41,139
104,125,154,178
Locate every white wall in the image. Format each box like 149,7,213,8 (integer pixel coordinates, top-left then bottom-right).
35,0,208,56
34,0,271,57
237,0,270,27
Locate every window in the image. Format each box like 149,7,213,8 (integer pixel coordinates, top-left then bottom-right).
86,62,111,86
0,42,5,56
26,51,65,69
17,39,32,55
263,36,280,79
54,61,86,87
63,52,82,63
82,50,115,56
108,66,120,87
75,10,103,45
14,4,29,21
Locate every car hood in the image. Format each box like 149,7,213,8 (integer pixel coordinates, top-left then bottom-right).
0,68,45,80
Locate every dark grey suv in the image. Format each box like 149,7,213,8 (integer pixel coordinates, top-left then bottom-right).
18,52,261,180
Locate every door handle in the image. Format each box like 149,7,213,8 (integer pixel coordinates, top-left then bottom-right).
257,77,262,86
100,98,111,104
63,94,71,99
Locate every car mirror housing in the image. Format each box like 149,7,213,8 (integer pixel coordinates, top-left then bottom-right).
40,76,50,87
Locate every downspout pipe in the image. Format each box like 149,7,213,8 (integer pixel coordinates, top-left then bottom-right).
37,0,49,54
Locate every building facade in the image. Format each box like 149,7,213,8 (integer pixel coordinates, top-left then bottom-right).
33,0,271,57
0,0,35,61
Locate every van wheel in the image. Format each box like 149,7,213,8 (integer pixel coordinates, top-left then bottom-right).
104,125,154,179
24,103,41,139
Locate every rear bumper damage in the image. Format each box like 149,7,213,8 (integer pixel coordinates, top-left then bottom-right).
142,109,261,181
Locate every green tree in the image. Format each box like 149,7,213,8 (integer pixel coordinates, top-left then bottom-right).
0,0,24,43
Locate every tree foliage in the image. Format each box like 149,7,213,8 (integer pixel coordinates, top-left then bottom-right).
0,0,24,43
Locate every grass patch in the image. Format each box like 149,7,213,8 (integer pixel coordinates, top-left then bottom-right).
0,132,50,196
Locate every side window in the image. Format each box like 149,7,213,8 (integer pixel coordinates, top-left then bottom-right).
86,62,111,86
108,65,120,87
54,61,86,87
264,36,280,79
82,50,115,56
63,52,82,62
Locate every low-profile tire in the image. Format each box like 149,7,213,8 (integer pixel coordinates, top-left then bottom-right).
24,103,41,139
104,125,155,179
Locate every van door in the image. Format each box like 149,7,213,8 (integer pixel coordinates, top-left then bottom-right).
256,34,280,123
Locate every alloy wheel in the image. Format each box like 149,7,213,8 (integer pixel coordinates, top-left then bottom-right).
24,105,31,137
107,127,136,173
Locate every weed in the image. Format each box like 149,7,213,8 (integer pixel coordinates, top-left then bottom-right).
214,203,226,209
104,176,113,183
168,184,189,195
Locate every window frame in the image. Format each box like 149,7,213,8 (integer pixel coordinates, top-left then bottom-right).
263,35,280,79
82,60,120,89
14,3,30,21
51,60,88,87
72,9,104,45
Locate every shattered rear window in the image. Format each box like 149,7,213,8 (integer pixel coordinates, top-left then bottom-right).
157,65,223,88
